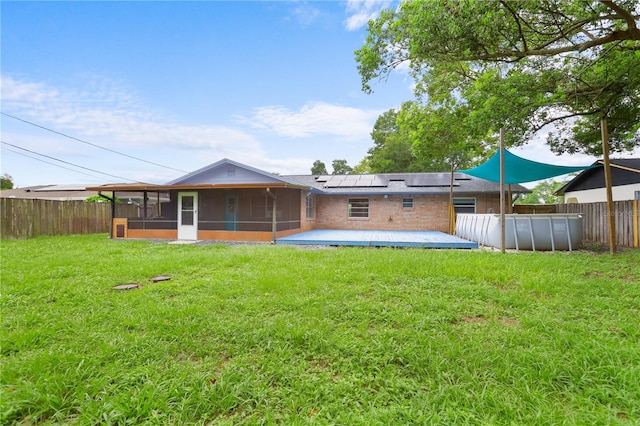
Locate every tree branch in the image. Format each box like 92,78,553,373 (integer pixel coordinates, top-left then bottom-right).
500,0,528,52
600,0,639,31
532,109,602,133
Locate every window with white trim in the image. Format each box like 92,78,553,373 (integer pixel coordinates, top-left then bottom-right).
348,198,369,218
306,194,315,219
453,197,476,214
402,197,414,209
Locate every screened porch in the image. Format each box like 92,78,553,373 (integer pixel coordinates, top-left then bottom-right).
110,187,302,241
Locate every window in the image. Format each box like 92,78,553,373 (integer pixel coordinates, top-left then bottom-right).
348,198,369,218
453,198,476,214
402,197,414,209
306,194,315,219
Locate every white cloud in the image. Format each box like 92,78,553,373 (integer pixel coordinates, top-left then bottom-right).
0,74,260,153
289,2,321,27
344,0,393,31
243,101,381,140
1,75,380,185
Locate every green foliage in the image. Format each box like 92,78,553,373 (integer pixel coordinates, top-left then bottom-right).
365,108,417,173
311,160,328,175
0,173,14,190
356,0,640,155
515,179,567,205
2,235,639,424
351,157,371,174
331,159,353,175
364,101,490,173
85,195,122,203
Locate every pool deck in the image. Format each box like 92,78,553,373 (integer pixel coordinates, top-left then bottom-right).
276,230,478,249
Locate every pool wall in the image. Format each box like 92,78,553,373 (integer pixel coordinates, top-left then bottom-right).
455,214,583,251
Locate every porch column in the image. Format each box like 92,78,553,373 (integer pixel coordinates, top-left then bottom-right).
143,191,148,229
266,188,277,242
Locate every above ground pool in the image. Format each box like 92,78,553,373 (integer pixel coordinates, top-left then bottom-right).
455,214,583,251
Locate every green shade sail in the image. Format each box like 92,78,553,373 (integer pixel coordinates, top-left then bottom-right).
460,149,597,184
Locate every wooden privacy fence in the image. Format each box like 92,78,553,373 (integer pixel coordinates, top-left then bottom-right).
1,198,137,239
516,201,639,247
556,200,639,248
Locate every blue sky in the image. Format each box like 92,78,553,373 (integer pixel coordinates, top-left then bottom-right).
1,1,635,188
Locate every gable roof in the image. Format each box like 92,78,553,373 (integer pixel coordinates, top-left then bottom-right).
87,159,309,192
555,158,640,195
166,158,304,187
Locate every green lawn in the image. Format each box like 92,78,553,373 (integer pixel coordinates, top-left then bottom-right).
1,234,639,425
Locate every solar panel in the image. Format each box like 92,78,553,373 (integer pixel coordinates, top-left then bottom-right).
335,180,354,188
322,176,345,187
369,175,389,186
405,174,452,187
322,174,390,188
321,173,466,188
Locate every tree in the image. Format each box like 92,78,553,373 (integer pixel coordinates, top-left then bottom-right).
331,159,353,175
394,100,487,171
363,101,490,174
356,0,640,155
514,179,568,205
365,108,416,173
352,157,371,174
311,160,328,175
1,173,14,190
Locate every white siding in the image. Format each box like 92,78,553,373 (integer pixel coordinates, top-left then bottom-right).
564,183,640,203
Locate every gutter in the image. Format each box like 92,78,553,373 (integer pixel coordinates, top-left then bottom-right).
86,182,310,192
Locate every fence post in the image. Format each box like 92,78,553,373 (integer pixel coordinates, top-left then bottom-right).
634,199,639,248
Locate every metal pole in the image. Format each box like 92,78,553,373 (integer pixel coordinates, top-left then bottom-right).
500,128,505,254
448,164,455,234
110,191,116,239
601,118,616,254
143,191,148,230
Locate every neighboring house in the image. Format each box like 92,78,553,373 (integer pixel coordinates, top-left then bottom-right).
87,158,530,241
555,158,640,203
0,184,102,201
0,184,164,217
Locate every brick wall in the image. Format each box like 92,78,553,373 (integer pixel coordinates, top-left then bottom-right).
310,194,503,232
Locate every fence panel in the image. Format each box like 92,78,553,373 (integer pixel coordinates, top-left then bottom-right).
556,200,638,247
1,198,136,239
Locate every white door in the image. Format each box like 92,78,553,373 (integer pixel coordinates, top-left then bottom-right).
178,192,198,240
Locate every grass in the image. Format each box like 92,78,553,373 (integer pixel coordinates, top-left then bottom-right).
1,234,639,425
